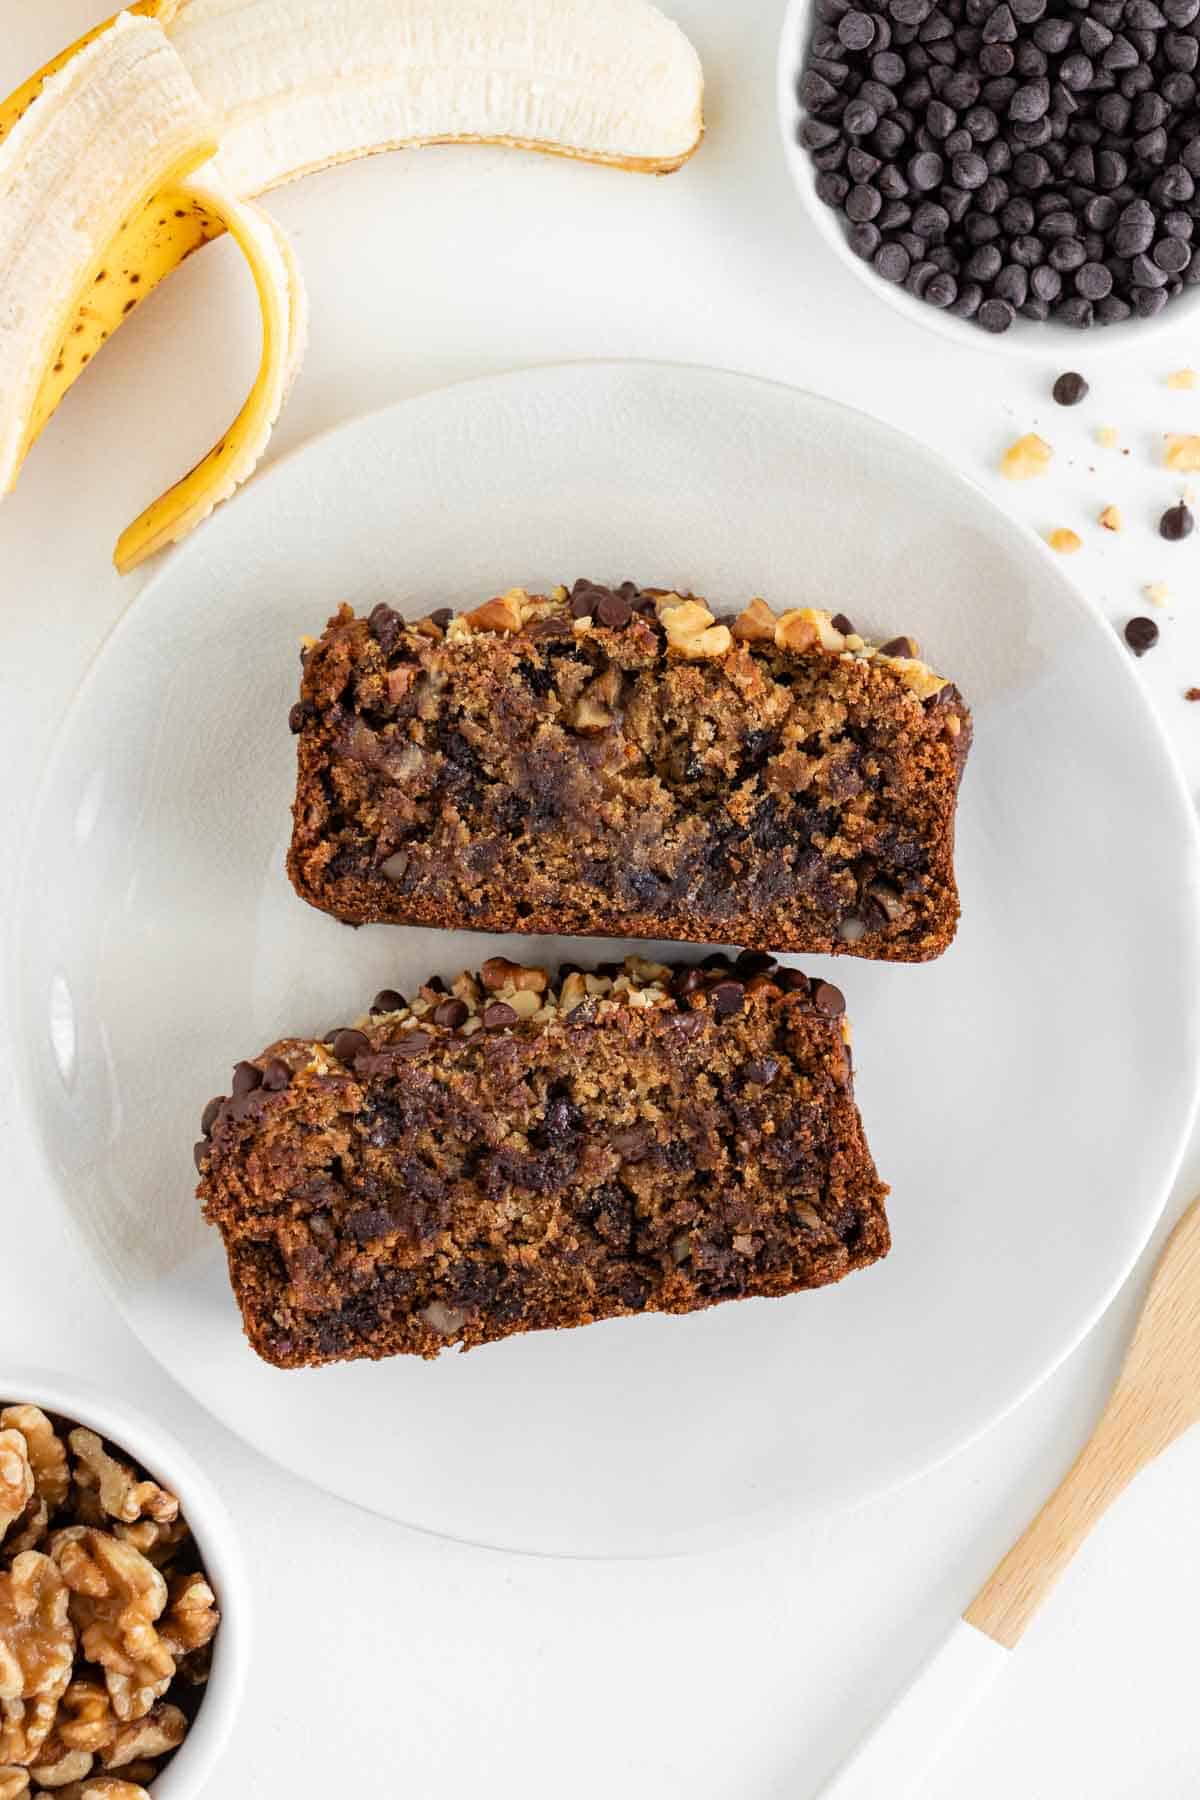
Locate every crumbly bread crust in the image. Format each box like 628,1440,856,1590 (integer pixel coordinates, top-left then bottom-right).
196,954,890,1366
287,584,971,960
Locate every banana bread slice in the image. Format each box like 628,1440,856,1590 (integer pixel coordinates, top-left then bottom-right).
195,953,890,1367
287,583,971,960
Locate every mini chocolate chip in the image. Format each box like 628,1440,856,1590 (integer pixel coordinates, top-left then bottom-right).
368,603,403,654
1052,370,1089,405
482,1002,519,1030
193,1141,210,1172
433,999,470,1029
711,979,745,1017
880,635,919,656
331,1029,371,1064
596,961,624,979
830,612,856,635
262,1058,292,1092
735,950,777,977
201,1096,224,1137
672,967,706,998
1124,616,1160,655
672,1010,707,1036
776,968,811,994
743,1058,781,1087
1160,501,1194,539
288,702,308,735
393,1029,433,1055
812,981,847,1017
595,591,633,629
370,989,407,1015
429,608,454,629
611,1127,651,1162
231,1060,263,1097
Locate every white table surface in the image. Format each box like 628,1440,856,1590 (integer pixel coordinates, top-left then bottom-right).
3,4,1200,1795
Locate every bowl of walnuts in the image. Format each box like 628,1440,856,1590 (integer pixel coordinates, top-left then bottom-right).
0,1370,247,1800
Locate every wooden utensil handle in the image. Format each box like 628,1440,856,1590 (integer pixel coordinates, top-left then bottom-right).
965,1430,1135,1649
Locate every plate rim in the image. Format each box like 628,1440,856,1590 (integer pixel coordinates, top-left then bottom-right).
9,356,1200,1556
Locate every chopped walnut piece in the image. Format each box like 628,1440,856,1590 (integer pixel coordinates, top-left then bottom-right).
1098,505,1122,532
0,1416,68,1516
27,1742,93,1789
157,1574,218,1661
54,1781,150,1800
53,1536,171,1724
463,592,523,633
1167,368,1197,390
730,597,776,643
67,1436,177,1529
1000,433,1052,480
1047,528,1082,554
480,959,547,995
100,1703,185,1771
0,1554,75,1766
111,1521,188,1571
568,692,612,732
775,608,846,655
1096,425,1119,449
55,1684,116,1758
0,1769,28,1800
6,1505,48,1558
1145,582,1170,607
1165,434,1200,472
657,598,733,661
0,1439,33,1547
559,973,589,1015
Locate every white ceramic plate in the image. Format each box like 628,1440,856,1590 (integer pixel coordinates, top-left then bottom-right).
12,362,1200,1556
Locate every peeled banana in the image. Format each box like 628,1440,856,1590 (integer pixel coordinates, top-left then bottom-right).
1,0,703,569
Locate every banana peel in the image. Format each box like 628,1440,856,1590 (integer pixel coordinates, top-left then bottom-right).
2,0,704,569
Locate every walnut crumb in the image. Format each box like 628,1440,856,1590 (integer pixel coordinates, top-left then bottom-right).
1000,433,1052,480
1145,582,1170,606
1047,528,1082,554
1167,369,1197,390
1096,426,1119,449
1098,505,1122,532
1164,434,1200,472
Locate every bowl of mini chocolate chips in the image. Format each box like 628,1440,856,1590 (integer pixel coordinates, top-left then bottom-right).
778,0,1200,351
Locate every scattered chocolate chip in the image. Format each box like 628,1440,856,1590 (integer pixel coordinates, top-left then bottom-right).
700,953,732,971
200,1096,223,1137
193,1141,210,1172
482,1002,519,1030
595,961,624,979
231,1060,263,1097
288,702,308,734
735,950,777,978
1160,500,1195,538
331,1029,371,1064
830,612,856,635
1053,371,1090,404
370,989,407,1015
1125,616,1161,655
672,967,706,998
261,1058,292,1092
429,608,454,629
392,1029,433,1055
433,999,470,1029
711,979,746,1017
811,981,847,1018
879,635,918,657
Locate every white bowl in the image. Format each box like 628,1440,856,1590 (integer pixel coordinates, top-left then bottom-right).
0,1367,248,1800
776,0,1195,361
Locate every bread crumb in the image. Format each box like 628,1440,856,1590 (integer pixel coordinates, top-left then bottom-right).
1098,504,1122,532
1165,434,1200,472
1145,582,1170,606
1000,434,1052,480
1047,528,1082,554
1167,369,1198,390
1096,425,1119,449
